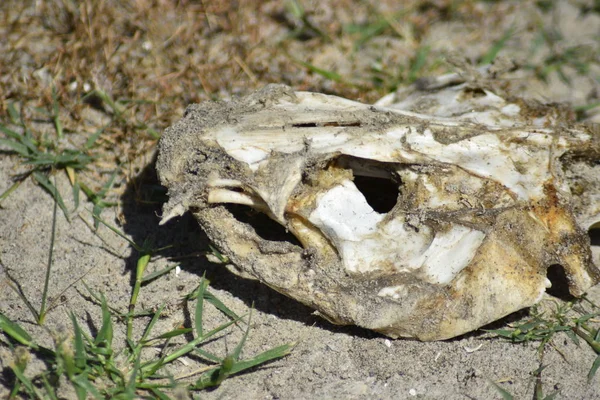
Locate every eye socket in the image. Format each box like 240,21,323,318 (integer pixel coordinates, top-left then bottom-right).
352,175,399,214
333,155,401,214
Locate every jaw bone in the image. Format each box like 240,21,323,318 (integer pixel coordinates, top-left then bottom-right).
157,79,600,340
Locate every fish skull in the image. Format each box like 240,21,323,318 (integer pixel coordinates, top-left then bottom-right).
157,75,600,340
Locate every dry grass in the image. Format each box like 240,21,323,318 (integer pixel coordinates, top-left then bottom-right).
2,1,597,183
0,1,404,196
0,0,535,174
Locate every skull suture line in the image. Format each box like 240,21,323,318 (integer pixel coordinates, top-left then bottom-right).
157,74,600,340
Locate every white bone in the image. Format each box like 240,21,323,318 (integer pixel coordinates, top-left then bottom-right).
157,78,600,340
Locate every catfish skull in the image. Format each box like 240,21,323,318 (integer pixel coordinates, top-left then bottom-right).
157,75,600,340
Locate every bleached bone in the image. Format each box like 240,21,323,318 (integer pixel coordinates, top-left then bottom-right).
157,77,600,340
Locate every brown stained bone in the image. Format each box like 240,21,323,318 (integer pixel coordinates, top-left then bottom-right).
157,77,600,340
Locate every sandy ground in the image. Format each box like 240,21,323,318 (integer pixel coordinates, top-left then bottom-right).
2,1,600,399
3,155,600,397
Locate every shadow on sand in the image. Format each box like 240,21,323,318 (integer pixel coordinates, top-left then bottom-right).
119,154,380,340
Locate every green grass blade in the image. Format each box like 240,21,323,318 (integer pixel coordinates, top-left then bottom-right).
588,354,600,382
91,214,140,250
213,354,234,386
98,169,118,198
147,327,193,341
140,355,168,378
228,342,295,375
72,179,80,210
8,381,22,399
140,304,166,343
40,374,60,400
408,46,430,82
565,329,580,345
146,127,161,140
556,65,571,85
3,275,40,322
79,181,95,200
127,251,151,340
7,102,20,124
124,352,141,397
0,137,30,157
286,0,304,20
194,278,210,338
80,282,124,316
0,124,39,153
574,101,600,113
193,347,222,363
480,27,514,65
489,379,514,400
0,179,25,203
69,313,86,369
94,294,114,350
32,106,49,116
0,124,26,141
80,281,104,304
0,313,36,348
72,374,103,399
297,60,342,82
192,340,294,391
207,244,230,263
10,360,42,398
46,150,94,170
24,155,55,166
83,89,124,116
32,171,70,221
141,264,178,284
85,127,106,149
520,320,542,332
232,308,253,361
149,388,172,400
196,315,294,389
72,379,90,400
38,178,60,325
347,18,390,49
51,86,63,139
204,290,240,320
192,367,222,390
143,316,242,375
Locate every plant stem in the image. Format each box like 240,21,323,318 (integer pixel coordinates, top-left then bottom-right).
575,325,600,353
127,252,150,340
39,174,59,324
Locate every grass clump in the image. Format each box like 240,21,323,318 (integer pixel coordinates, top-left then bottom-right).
486,298,600,398
1,277,294,398
0,95,117,324
0,177,294,398
0,97,97,221
487,297,600,383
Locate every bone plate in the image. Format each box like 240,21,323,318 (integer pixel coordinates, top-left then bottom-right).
157,76,600,340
